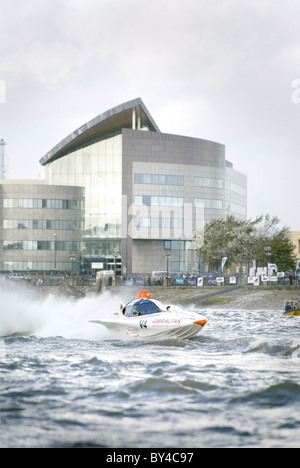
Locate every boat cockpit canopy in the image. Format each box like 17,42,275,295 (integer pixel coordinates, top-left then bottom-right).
124,299,163,317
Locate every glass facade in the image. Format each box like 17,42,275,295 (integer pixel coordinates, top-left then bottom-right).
134,173,184,186
230,182,246,196
3,198,83,210
2,262,74,272
225,165,247,221
3,241,80,251
45,133,122,257
3,220,83,230
194,177,223,189
164,240,185,250
134,195,184,207
228,203,247,217
164,240,192,273
134,217,184,229
0,182,85,273
35,99,247,276
194,198,223,210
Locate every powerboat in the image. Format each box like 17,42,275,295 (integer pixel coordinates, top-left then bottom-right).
284,298,300,316
89,290,207,339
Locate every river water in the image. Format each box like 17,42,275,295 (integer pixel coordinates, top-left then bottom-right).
0,283,299,448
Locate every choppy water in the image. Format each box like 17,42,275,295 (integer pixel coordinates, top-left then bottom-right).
0,283,299,448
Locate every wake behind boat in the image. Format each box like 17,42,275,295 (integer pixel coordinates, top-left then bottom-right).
89,290,207,339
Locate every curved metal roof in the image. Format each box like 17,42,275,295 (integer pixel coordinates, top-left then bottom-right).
40,98,160,166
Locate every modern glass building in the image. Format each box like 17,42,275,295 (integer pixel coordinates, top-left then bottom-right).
39,98,247,276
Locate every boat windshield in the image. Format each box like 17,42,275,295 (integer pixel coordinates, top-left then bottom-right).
124,299,162,317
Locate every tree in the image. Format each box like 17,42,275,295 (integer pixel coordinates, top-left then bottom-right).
269,231,297,271
193,213,296,273
254,214,297,271
194,215,260,272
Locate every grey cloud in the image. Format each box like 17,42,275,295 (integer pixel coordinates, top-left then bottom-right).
1,0,299,229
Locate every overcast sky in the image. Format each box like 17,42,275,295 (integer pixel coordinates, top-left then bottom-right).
1,0,299,230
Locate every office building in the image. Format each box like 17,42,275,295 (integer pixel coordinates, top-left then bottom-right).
0,180,84,272
40,98,247,276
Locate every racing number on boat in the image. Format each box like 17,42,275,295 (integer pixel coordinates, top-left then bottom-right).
139,320,148,329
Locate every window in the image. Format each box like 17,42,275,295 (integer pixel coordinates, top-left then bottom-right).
3,198,83,210
2,261,76,272
194,177,222,189
194,199,223,209
3,219,82,230
2,241,80,251
230,182,246,196
134,174,184,186
134,196,184,207
229,203,246,216
134,218,183,229
164,240,185,250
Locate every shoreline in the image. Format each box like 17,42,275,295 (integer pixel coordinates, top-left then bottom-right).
115,285,300,310
10,280,299,311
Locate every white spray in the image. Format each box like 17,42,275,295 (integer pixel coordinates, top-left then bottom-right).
0,282,120,340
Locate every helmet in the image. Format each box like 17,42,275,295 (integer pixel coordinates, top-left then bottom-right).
137,290,151,299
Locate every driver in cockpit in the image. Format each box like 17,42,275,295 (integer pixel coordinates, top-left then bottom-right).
122,299,163,317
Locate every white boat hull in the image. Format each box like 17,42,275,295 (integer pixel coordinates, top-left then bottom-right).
90,310,207,339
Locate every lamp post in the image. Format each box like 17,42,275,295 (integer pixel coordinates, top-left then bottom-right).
113,247,119,286
124,232,130,279
70,252,76,285
264,246,271,275
165,250,171,287
53,233,57,271
177,236,182,275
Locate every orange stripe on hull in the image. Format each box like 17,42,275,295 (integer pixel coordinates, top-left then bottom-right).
193,319,207,327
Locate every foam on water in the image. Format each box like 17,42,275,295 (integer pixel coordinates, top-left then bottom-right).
0,282,120,340
1,282,300,448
